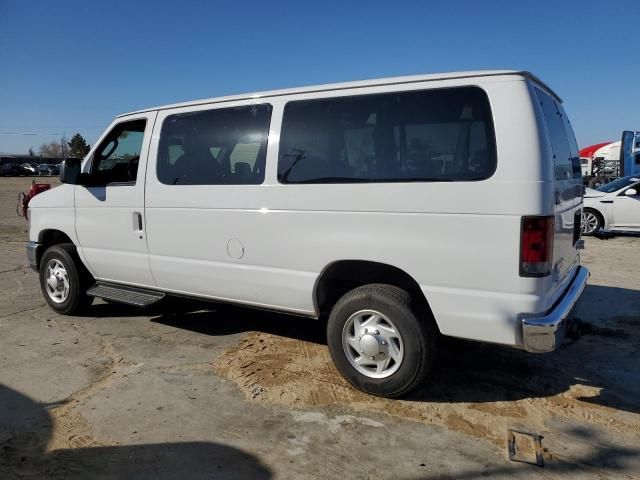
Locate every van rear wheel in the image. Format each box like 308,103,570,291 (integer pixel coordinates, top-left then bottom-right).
327,284,437,397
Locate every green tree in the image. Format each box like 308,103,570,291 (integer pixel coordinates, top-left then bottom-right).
67,133,91,158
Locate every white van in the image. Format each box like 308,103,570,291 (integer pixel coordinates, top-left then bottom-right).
27,70,589,397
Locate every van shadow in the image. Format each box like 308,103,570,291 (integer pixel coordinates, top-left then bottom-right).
89,298,327,345
0,384,272,479
406,283,638,413
93,284,640,414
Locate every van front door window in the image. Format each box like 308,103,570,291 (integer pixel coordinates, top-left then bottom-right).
92,120,146,184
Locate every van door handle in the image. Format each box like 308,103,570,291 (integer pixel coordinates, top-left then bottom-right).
133,212,143,232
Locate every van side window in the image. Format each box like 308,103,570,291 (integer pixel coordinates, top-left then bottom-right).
92,120,146,185
277,87,496,183
157,104,272,185
559,105,582,179
535,89,579,180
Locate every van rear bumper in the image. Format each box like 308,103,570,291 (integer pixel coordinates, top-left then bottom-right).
521,266,590,353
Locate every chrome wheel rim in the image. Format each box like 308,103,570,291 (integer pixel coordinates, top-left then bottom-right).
342,309,404,379
581,211,598,234
44,259,70,304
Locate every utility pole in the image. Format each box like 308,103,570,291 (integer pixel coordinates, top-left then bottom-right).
60,133,68,159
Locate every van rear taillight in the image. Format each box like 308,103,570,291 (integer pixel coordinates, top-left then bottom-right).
520,216,554,277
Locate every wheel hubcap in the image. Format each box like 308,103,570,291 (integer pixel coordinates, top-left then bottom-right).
44,259,70,304
342,309,404,379
582,211,598,234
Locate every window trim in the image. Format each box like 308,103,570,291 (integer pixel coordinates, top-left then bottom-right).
89,119,148,187
276,86,498,185
156,103,273,186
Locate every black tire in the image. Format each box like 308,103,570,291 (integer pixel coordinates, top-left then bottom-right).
581,208,603,236
39,244,93,315
588,177,603,189
327,284,437,398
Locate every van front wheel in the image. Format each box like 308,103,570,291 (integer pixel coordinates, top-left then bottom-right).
327,284,436,397
39,244,93,315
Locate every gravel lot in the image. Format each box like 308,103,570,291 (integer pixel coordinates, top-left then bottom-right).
1,176,639,479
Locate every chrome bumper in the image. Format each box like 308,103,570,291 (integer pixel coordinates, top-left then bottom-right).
26,241,41,271
521,266,590,353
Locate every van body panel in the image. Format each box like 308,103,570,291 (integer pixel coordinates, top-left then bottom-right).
118,70,561,118
138,74,580,347
28,184,79,246
74,112,158,286
530,86,583,311
29,71,587,351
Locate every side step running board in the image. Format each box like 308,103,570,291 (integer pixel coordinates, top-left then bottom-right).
86,283,165,307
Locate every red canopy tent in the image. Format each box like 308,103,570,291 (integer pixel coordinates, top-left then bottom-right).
579,142,612,158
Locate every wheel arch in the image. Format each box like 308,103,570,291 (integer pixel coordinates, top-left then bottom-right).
584,206,607,230
36,229,76,269
313,259,437,328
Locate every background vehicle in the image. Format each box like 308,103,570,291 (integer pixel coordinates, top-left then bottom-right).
580,157,592,177
21,163,38,175
582,175,640,234
621,130,640,177
581,141,621,188
37,163,60,176
581,132,640,188
26,71,588,397
579,142,610,179
0,163,30,176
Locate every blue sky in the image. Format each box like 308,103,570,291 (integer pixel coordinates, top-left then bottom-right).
1,0,638,154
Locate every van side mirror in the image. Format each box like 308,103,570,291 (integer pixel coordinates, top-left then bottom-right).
59,158,82,184
625,188,638,197
78,171,108,187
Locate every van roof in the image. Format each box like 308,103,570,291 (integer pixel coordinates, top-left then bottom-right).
117,70,559,117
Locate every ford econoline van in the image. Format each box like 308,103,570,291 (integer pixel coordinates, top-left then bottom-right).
27,71,589,397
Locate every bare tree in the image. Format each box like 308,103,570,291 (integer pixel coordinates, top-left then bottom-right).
39,141,63,157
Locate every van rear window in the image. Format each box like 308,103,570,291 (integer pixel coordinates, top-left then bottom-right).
277,87,497,184
535,89,581,180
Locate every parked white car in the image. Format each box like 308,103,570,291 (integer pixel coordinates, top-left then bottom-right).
21,163,38,175
27,70,589,397
582,175,640,234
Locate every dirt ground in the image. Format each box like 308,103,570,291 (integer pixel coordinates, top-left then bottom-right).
1,176,639,479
